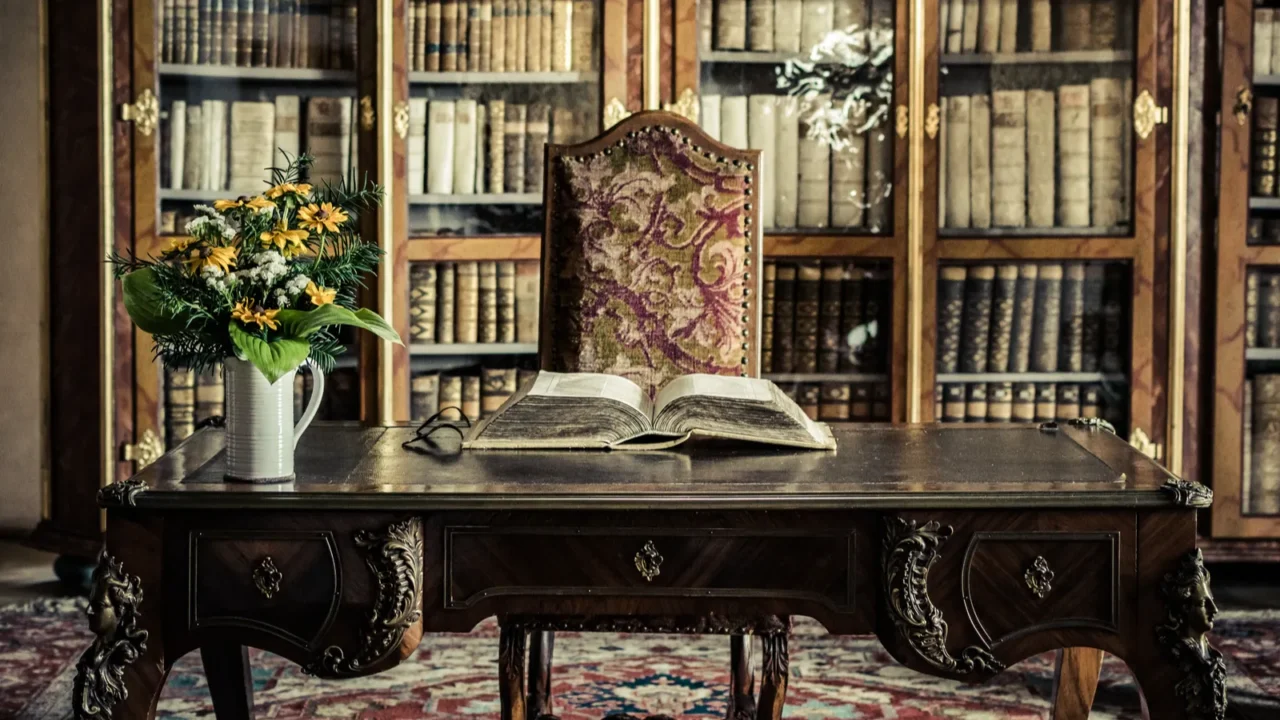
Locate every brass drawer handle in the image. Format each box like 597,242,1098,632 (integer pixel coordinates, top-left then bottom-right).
634,540,663,582
254,556,283,599
1024,555,1054,599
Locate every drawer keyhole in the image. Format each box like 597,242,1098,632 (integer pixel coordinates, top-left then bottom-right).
1024,556,1054,599
634,541,663,582
254,556,283,599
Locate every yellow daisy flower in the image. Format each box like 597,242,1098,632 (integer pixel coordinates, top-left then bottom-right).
213,197,248,211
245,196,276,213
296,202,349,234
165,236,194,254
184,245,238,275
259,220,310,256
231,299,281,331
264,182,313,199
304,281,337,306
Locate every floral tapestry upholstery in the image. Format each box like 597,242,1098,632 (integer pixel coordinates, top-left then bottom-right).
544,122,758,399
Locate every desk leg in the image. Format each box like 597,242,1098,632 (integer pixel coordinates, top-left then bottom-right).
201,642,254,720
527,630,554,718
1051,648,1103,720
755,632,788,720
500,624,528,720
728,634,755,720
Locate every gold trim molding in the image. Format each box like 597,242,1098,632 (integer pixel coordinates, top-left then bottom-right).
360,95,376,132
1133,89,1168,141
895,105,908,138
604,97,631,128
393,101,410,140
664,88,700,123
120,88,158,136
924,102,940,140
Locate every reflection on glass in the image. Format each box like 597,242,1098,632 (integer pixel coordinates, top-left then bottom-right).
697,0,895,234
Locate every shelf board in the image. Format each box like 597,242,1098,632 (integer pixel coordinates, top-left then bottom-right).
1254,74,1280,87
159,63,356,82
160,188,269,201
941,226,1131,238
410,71,599,84
766,373,889,383
410,343,537,355
941,50,1133,65
1246,348,1280,362
1249,197,1280,211
935,372,1126,383
938,236,1138,260
410,193,542,206
700,50,809,64
408,235,541,261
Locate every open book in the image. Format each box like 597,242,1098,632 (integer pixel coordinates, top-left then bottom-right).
463,371,836,451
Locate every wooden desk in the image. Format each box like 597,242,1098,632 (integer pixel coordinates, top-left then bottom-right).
75,422,1225,720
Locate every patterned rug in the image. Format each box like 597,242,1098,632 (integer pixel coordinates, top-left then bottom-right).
5,598,1278,719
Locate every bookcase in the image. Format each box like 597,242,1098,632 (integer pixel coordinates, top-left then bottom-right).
97,0,1188,494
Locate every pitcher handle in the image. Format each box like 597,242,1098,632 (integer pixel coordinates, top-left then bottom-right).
294,358,325,448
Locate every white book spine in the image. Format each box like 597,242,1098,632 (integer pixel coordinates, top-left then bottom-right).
1057,84,1092,227
183,104,203,191
408,98,428,195
797,99,832,228
997,0,1017,51
977,0,1000,53
773,0,802,52
721,96,749,149
170,101,186,190
701,94,722,141
229,101,276,190
342,97,355,182
774,95,800,229
475,103,487,194
945,0,963,52
1026,88,1056,227
1271,12,1280,75
201,100,215,191
453,99,479,194
944,95,971,228
968,93,992,229
748,95,778,228
800,0,834,49
1089,78,1124,228
991,89,1027,228
1258,10,1275,76
961,0,979,52
427,100,457,194
272,95,301,173
936,97,946,225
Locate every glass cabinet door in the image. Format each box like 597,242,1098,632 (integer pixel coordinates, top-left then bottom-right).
151,0,366,446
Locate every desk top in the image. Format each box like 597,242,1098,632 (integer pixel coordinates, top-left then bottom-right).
102,422,1209,511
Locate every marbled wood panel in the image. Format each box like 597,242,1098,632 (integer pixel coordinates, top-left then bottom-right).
1150,0,1176,452
1183,0,1209,483
1128,0,1160,442
627,0,644,110
672,0,698,96
919,0,941,422
603,0,629,122
392,0,412,422
660,0,672,103
937,238,1140,261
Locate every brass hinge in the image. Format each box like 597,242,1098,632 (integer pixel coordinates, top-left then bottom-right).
663,88,700,124
603,97,631,129
1128,427,1164,462
1235,86,1253,127
359,95,375,132
895,105,909,138
925,102,940,140
1132,89,1168,140
119,88,159,137
393,101,410,140
120,428,164,468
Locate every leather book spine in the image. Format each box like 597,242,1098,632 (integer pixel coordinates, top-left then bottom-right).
969,93,992,229
525,103,550,193
1081,263,1105,371
871,382,890,421
865,102,892,230
1057,84,1091,227
851,383,873,421
991,90,1026,228
408,0,420,70
961,0,979,51
496,261,517,343
944,0,963,52
1092,0,1117,49
481,368,516,419
168,101,187,189
1248,269,1260,349
441,0,459,70
462,375,482,423
254,0,270,66
798,97,833,229
763,261,776,372
481,0,495,71
166,368,197,445
945,95,971,228
1056,383,1081,421
236,0,255,66
537,0,552,71
717,0,747,49
164,0,176,63
997,0,1017,51
1259,10,1275,77
525,0,542,70
513,0,529,71
839,262,864,372
1263,274,1280,348
1029,0,1050,53
977,0,1000,53
987,381,1013,422
818,262,843,372
438,375,463,420
1245,379,1254,511
749,0,775,50
550,0,570,70
1012,382,1036,422
1031,263,1063,372
819,382,851,421
572,0,594,70
189,0,202,63
410,263,438,343
455,262,481,344
427,0,444,69
794,261,822,373
863,269,889,372
195,366,225,422
1062,0,1091,50
477,261,499,343
986,264,1017,372
437,263,457,343
1100,263,1125,372
515,261,540,343
343,0,356,68
182,103,203,191
503,103,527,193
1255,97,1279,197
426,100,456,194
966,383,988,424
1082,383,1101,418
774,0,802,52
221,0,239,65
1253,375,1280,514
1090,78,1124,227
268,0,282,65
1026,89,1056,227
942,384,966,423
468,0,483,70
934,382,943,417
198,0,213,63
487,99,505,193
453,99,479,194
959,264,994,373
1268,10,1280,74
801,0,834,50
936,265,966,374
938,95,947,224
772,263,797,373
832,100,866,227
748,95,778,228
411,373,440,421
775,96,800,229
799,384,820,420
1058,262,1086,372
175,0,188,62
1033,382,1057,423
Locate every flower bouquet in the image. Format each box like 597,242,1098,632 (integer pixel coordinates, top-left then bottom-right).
110,154,401,482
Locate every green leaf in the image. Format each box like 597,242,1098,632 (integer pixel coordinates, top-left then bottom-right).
228,322,312,384
121,268,189,335
276,304,403,345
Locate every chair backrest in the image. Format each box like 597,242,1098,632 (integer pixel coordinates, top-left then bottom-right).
538,110,764,399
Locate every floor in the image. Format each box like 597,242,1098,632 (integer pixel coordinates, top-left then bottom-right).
0,540,64,606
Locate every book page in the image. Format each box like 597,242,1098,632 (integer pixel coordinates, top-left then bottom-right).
531,371,653,419
654,374,773,416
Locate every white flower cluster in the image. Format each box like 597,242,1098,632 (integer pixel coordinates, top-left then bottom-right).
232,250,290,287
200,263,236,293
273,274,311,307
185,205,237,240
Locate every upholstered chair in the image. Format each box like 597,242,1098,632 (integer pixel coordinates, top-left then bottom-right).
494,111,789,720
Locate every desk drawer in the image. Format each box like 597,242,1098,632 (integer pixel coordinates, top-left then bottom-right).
444,526,855,610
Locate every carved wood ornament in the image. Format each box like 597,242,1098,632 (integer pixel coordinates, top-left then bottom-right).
882,517,1005,676
73,551,149,720
1157,549,1228,720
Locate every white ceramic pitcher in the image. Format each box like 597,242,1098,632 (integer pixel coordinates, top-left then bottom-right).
223,356,325,483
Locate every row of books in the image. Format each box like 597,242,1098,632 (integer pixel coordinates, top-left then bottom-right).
699,95,894,231
1248,218,1280,246
407,0,596,73
939,81,1132,231
1243,374,1280,515
407,99,592,196
411,368,536,421
160,96,356,192
937,262,1126,374
1255,10,1280,77
762,260,891,374
161,0,357,69
935,381,1120,424
1252,97,1280,197
783,381,891,422
410,262,541,344
698,0,893,54
940,0,1127,55
1245,269,1280,349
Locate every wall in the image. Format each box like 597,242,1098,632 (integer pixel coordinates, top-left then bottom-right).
0,0,49,534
